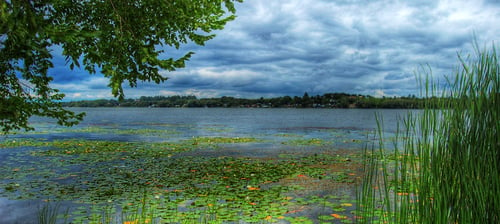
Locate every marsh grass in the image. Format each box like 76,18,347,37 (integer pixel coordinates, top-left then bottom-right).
38,202,69,224
357,42,499,223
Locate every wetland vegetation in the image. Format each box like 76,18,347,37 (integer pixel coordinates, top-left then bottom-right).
1,136,360,223
357,43,499,223
2,108,394,223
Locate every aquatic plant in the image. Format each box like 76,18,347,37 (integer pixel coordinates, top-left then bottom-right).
38,202,69,224
1,133,365,223
357,42,499,223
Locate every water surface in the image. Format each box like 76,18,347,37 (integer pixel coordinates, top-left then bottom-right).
0,108,414,223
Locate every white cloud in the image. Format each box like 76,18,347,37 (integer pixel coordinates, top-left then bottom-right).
52,77,114,100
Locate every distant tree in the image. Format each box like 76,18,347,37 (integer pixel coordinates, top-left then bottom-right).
0,0,241,133
280,96,293,106
301,92,312,107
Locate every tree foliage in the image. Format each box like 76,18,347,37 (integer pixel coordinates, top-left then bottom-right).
0,0,241,133
63,92,432,109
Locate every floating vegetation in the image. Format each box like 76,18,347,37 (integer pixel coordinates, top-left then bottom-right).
0,132,364,223
114,128,181,136
190,136,262,145
281,138,331,146
200,125,235,133
3,125,183,138
273,133,303,138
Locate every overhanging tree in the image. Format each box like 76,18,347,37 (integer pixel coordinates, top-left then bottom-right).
0,0,241,133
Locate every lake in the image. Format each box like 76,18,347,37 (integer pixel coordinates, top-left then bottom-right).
21,108,407,142
0,108,413,224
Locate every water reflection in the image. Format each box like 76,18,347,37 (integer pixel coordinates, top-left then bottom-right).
0,198,40,224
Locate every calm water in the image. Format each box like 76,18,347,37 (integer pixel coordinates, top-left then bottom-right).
73,107,405,131
0,108,414,224
25,108,409,139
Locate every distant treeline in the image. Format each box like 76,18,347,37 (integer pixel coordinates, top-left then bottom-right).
63,92,443,109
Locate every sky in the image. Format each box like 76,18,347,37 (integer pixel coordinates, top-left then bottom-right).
49,0,500,100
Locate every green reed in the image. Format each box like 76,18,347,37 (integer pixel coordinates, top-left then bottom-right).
357,42,499,223
38,202,69,224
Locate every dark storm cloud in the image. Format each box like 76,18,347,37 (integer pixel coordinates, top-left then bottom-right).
49,0,500,100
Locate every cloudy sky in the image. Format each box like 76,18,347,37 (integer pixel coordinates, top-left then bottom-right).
50,0,500,100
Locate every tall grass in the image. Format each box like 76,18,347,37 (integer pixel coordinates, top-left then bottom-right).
357,42,499,223
38,202,69,224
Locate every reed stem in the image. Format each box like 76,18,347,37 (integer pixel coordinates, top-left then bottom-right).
357,41,499,223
